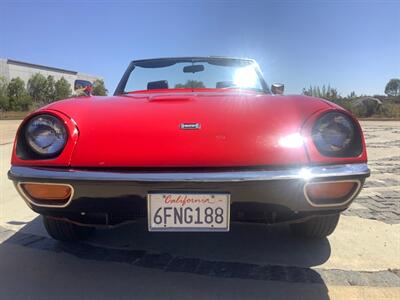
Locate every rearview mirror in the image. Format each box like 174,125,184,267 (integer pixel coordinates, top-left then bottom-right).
183,65,205,73
74,79,93,96
271,83,284,95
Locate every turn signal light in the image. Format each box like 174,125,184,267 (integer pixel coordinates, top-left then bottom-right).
305,181,358,205
21,183,72,202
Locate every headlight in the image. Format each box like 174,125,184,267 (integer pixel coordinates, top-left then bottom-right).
25,114,67,156
312,112,362,157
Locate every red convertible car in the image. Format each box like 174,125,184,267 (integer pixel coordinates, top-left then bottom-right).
8,57,370,241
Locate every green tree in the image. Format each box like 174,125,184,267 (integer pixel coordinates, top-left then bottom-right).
54,77,72,100
384,78,400,96
175,80,205,88
44,75,56,103
7,77,32,111
92,79,108,96
27,73,47,105
0,76,9,111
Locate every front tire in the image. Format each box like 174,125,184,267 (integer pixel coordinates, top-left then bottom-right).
290,214,340,238
43,216,94,241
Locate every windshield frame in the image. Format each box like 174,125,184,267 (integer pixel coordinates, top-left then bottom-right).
114,57,270,95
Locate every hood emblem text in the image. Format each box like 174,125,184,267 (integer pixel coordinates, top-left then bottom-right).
180,123,201,130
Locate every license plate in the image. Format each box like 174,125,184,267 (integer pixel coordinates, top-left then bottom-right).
147,193,230,231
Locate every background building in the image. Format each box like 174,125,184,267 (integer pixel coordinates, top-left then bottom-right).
0,58,101,87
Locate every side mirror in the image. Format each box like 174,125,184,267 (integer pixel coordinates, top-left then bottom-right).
271,83,284,95
74,79,93,96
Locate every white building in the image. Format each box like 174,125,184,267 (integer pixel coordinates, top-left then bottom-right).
0,58,101,88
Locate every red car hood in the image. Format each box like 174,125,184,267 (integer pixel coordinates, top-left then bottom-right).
46,91,330,168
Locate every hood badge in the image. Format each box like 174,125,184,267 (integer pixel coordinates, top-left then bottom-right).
180,123,201,130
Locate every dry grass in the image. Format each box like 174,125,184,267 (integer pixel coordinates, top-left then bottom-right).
0,111,31,120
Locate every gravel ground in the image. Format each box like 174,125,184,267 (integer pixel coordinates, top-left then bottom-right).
343,121,400,224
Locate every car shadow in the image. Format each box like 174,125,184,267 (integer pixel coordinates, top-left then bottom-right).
89,219,331,269
1,216,331,299
10,216,332,269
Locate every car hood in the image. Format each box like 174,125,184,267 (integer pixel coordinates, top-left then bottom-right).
45,91,331,168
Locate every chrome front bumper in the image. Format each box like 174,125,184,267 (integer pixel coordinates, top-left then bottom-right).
8,163,370,226
8,163,370,183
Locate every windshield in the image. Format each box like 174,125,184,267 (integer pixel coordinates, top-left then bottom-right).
121,58,266,93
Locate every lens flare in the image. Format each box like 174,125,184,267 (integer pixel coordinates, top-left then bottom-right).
278,133,305,148
233,66,257,88
299,168,313,181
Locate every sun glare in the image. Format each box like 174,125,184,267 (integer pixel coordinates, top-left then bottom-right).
278,133,305,148
233,66,257,88
299,168,313,181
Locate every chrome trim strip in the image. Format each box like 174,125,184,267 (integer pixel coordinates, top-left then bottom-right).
303,179,361,208
9,163,370,183
16,182,75,208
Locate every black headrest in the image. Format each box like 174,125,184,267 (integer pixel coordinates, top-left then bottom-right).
147,80,168,90
216,81,234,88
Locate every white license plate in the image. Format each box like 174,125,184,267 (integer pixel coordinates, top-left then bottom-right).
147,193,230,231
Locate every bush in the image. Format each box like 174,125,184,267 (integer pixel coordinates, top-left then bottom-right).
92,79,108,96
0,76,9,111
346,104,369,118
380,102,400,118
0,97,9,111
0,74,74,113
27,73,48,106
7,77,32,111
45,75,56,103
302,85,400,119
54,77,72,100
334,99,400,119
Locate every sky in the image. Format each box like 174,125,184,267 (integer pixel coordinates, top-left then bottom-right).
0,0,399,96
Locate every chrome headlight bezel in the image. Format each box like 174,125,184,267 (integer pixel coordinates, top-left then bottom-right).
23,114,68,158
311,112,362,157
